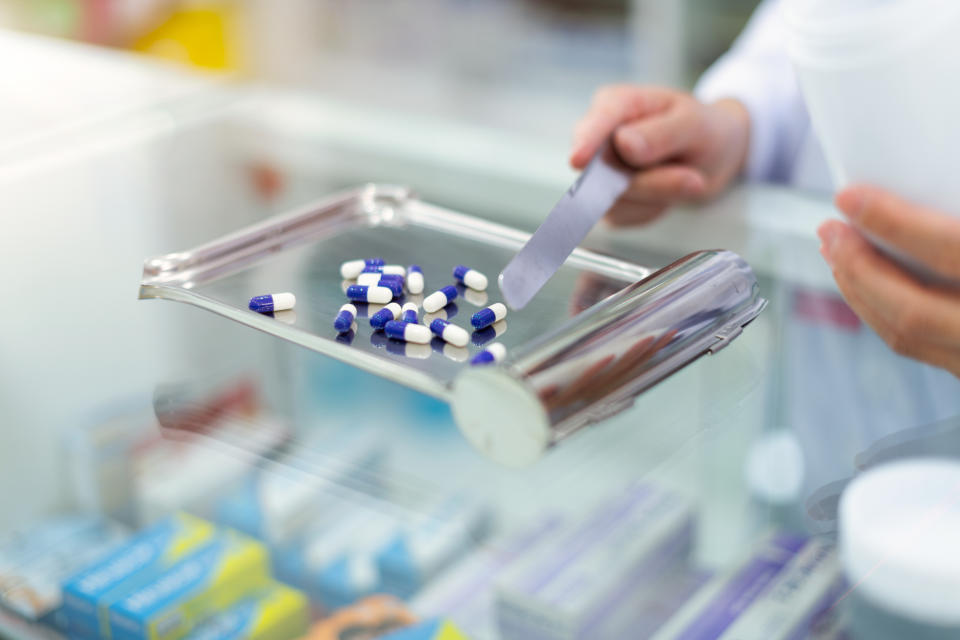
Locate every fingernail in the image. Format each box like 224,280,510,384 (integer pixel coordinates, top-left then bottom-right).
683,174,705,197
617,128,647,160
836,189,865,219
817,225,839,265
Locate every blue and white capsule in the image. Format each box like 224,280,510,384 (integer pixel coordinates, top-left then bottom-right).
363,264,405,277
401,302,419,324
471,302,507,329
453,265,488,291
470,342,507,366
356,272,404,287
334,303,357,332
346,285,393,304
407,265,424,295
370,302,402,329
384,320,432,344
341,258,385,280
429,319,469,348
423,285,459,313
375,278,404,298
383,265,406,277
249,292,296,314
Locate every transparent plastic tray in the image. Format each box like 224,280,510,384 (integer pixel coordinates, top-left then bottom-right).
140,185,766,466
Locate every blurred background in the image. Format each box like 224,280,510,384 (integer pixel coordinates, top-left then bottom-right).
9,2,947,639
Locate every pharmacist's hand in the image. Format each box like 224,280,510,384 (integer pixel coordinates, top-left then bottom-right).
819,185,960,378
570,85,750,226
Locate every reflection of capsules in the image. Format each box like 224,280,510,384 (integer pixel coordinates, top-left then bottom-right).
370,331,389,349
407,265,424,294
335,325,357,345
386,339,431,359
268,310,297,325
424,286,458,313
430,319,469,348
471,343,506,366
346,285,392,304
401,302,419,324
462,287,488,307
432,338,469,363
370,303,402,330
423,302,458,326
334,304,356,332
471,320,507,347
351,303,370,319
385,320,431,344
341,258,384,279
471,303,507,330
453,265,488,291
249,292,296,313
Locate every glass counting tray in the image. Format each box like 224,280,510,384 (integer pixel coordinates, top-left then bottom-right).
140,185,767,466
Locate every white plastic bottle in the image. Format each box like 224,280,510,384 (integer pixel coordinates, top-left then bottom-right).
785,0,960,280
839,459,960,639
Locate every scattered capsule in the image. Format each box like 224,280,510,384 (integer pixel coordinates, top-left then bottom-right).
382,265,406,277
346,285,393,304
471,302,507,329
401,302,419,324
370,302,402,329
249,292,296,313
462,287,488,307
423,285,459,313
429,319,469,348
407,265,424,295
357,272,404,287
384,320,432,344
341,258,384,280
471,320,507,346
376,278,404,298
471,343,507,366
334,303,357,332
453,265,488,291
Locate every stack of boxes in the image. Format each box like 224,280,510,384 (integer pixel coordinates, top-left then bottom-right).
60,513,308,640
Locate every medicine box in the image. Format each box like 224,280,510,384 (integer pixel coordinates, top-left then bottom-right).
495,483,695,640
61,513,216,638
183,581,309,640
107,530,270,640
650,534,843,640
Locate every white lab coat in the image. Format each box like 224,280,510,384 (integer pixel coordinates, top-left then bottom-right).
695,0,833,193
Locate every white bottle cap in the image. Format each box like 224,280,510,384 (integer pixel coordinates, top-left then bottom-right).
840,458,960,626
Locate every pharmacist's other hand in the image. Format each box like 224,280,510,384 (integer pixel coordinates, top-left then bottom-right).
570,85,750,227
819,185,960,378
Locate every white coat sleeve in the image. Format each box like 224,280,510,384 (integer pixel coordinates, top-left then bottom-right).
695,0,810,183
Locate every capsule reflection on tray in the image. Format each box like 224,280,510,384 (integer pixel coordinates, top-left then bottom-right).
471,321,506,347
423,302,458,325
462,287,488,307
268,310,297,325
335,325,357,345
386,340,431,360
431,338,469,363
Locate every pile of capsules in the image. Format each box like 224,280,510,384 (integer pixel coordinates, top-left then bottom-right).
249,258,507,365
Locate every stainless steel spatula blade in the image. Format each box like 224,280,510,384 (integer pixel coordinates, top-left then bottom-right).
499,142,633,310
